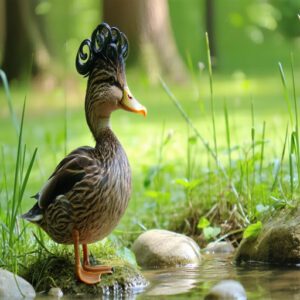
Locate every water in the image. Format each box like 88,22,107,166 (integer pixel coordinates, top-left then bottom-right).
36,253,300,299
135,254,300,299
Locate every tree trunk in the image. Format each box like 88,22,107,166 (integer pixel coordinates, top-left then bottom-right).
103,0,187,82
205,0,217,66
2,0,50,81
0,0,4,62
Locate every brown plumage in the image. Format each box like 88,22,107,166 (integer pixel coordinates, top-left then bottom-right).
22,23,147,285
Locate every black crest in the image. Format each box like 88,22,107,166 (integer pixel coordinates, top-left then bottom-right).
76,23,129,77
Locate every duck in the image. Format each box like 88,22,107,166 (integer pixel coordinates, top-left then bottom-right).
22,23,147,285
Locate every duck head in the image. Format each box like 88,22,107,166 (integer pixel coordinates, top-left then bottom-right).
76,23,147,135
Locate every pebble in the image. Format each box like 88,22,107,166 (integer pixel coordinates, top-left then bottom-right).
48,287,63,298
205,280,247,300
205,241,235,254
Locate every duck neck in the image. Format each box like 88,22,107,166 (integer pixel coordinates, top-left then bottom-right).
92,116,112,142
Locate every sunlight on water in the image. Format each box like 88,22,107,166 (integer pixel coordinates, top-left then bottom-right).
36,254,300,299
138,254,300,299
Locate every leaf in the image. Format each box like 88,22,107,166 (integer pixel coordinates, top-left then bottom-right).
174,178,201,190
243,221,262,239
143,165,162,188
188,136,197,144
144,190,170,204
197,217,210,229
188,179,202,190
174,178,190,188
116,247,138,266
203,226,221,240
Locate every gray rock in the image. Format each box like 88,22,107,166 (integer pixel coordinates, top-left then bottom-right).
132,229,201,268
205,241,235,254
205,280,247,300
0,268,36,299
235,208,300,264
48,287,63,297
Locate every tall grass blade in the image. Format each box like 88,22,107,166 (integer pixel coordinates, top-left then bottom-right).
271,124,289,191
290,54,300,186
250,101,256,185
160,78,249,224
289,152,294,197
259,121,266,179
0,69,19,134
205,32,218,159
224,100,232,174
64,95,68,156
278,62,293,127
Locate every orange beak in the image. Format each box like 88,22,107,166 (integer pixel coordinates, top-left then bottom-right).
120,86,147,116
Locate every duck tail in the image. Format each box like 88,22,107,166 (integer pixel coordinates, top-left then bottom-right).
21,202,43,222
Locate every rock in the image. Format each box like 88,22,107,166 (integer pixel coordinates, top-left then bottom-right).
205,280,247,300
205,241,235,254
0,268,36,299
132,229,201,268
235,208,300,264
48,287,63,297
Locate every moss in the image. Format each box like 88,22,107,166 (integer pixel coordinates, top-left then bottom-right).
20,244,148,296
235,207,300,265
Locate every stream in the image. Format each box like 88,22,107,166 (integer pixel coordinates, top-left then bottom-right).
136,253,300,299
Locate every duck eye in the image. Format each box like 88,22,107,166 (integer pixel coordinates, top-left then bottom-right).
108,77,116,85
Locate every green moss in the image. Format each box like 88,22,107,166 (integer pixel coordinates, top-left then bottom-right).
20,244,148,296
235,207,300,265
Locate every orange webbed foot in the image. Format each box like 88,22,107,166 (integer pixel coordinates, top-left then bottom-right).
76,266,102,285
83,263,114,274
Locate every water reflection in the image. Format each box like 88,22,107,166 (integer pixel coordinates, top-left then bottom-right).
139,254,300,299
143,265,198,296
36,254,300,299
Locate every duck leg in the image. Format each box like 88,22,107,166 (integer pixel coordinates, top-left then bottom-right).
82,243,114,274
72,229,102,284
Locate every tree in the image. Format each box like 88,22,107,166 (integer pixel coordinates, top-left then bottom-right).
205,0,217,63
1,0,50,81
103,0,187,82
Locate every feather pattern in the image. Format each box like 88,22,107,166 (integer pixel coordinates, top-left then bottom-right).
23,129,131,245
22,54,132,245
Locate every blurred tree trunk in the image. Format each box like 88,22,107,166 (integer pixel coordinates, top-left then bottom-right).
0,0,4,62
103,0,187,82
205,0,217,65
2,0,50,81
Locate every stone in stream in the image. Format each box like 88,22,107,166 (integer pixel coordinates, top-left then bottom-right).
132,229,201,268
48,287,63,297
235,208,300,264
205,241,235,254
204,280,247,300
0,268,36,299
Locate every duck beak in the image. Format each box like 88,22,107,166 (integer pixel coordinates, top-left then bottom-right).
120,86,147,116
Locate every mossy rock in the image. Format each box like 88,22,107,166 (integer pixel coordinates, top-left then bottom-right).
21,247,148,296
235,207,300,264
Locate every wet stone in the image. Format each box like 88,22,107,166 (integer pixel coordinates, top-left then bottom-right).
0,268,36,299
132,229,201,268
205,241,235,254
205,280,247,300
48,287,63,297
235,207,300,264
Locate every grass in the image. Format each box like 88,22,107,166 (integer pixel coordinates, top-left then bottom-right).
20,242,146,294
0,50,299,281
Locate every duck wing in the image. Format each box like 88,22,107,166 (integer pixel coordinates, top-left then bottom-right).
39,146,95,209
